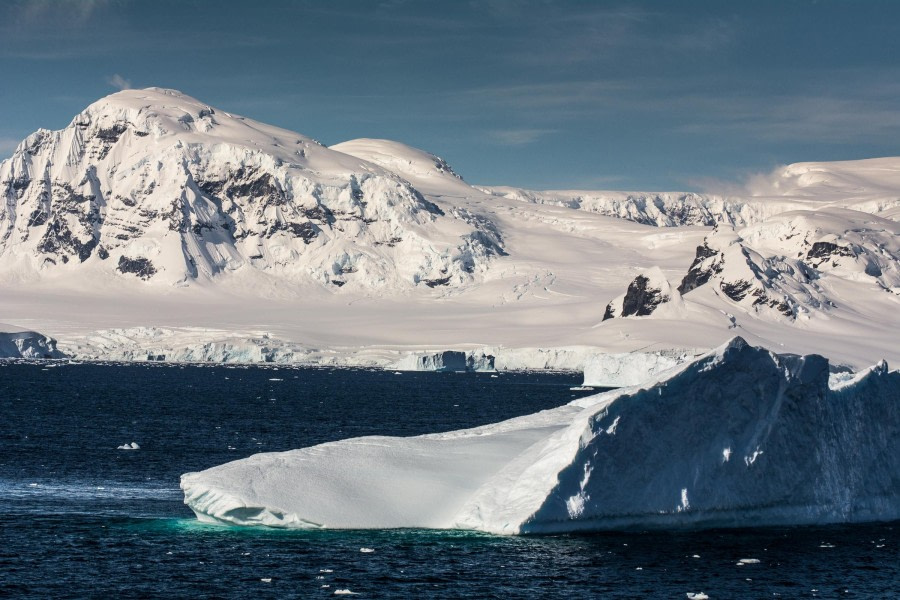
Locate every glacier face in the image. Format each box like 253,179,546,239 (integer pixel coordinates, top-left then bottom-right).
181,338,900,533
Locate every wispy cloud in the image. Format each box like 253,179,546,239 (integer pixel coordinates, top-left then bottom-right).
487,128,555,146
10,0,116,27
106,73,131,90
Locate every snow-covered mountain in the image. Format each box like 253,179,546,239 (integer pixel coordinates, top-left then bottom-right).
480,157,900,227
2,87,900,371
603,207,900,321
0,88,502,290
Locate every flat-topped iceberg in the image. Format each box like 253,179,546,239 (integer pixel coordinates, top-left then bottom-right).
181,337,900,533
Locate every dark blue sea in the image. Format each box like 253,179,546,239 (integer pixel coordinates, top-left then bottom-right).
1,361,897,599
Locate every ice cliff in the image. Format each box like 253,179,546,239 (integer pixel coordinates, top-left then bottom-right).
181,337,900,533
0,325,65,359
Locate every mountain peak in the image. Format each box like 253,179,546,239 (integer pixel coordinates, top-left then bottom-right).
0,89,505,291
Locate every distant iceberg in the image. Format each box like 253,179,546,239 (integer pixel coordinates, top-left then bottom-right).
181,337,900,533
0,325,65,359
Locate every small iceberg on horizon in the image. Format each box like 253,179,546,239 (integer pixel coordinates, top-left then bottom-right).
117,442,140,450
181,337,900,534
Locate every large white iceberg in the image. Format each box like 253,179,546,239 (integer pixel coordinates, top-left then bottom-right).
181,337,900,533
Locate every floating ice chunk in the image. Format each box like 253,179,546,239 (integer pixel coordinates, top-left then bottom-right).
260,578,272,583
744,448,763,466
737,558,760,565
268,378,283,382
333,590,357,595
117,442,140,450
359,547,375,553
687,593,709,600
722,447,732,463
181,337,900,534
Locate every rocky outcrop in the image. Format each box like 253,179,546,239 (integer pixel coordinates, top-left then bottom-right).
602,267,679,321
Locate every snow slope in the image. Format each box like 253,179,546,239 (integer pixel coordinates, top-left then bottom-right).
181,338,900,533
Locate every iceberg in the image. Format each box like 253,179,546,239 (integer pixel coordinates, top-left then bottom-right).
0,325,65,359
181,337,900,533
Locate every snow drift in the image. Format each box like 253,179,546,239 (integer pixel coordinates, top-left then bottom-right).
181,337,900,533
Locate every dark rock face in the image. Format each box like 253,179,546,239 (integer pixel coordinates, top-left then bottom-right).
37,217,99,262
678,242,723,294
266,221,319,243
720,279,753,301
602,303,616,321
621,275,669,317
720,279,792,316
423,276,451,288
806,241,854,267
117,256,156,280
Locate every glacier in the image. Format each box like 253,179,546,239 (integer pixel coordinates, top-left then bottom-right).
181,337,900,533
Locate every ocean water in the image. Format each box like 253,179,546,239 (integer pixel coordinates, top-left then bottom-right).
1,361,896,599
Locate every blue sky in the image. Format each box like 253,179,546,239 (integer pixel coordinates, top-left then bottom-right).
1,0,899,190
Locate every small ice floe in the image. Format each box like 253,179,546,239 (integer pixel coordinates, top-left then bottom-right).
819,543,835,548
117,442,140,450
260,578,272,583
737,558,760,565
491,374,499,378
570,386,594,391
320,569,334,573
635,567,642,571
686,593,709,600
359,547,375,553
692,554,701,559
393,372,402,375
333,590,358,595
268,378,283,382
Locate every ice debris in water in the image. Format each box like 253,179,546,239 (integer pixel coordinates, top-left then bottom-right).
117,442,140,450
687,594,709,600
737,558,760,565
359,547,375,553
333,590,357,596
